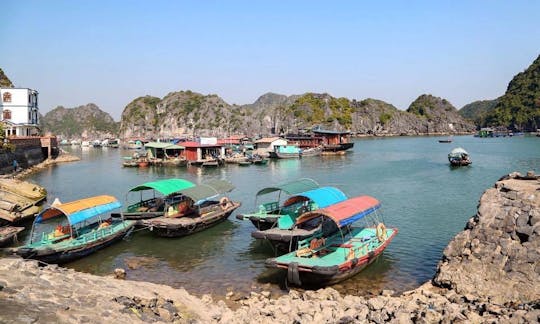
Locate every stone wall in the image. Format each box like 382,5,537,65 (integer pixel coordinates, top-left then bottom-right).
0,136,58,175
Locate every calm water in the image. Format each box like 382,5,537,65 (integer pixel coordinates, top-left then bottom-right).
20,135,540,297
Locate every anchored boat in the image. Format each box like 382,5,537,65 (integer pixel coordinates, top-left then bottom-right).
265,195,397,287
236,178,320,231
115,179,196,221
251,186,348,252
13,195,135,264
142,179,240,237
448,147,471,166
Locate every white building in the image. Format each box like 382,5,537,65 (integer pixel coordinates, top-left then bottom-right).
0,88,40,137
254,137,287,155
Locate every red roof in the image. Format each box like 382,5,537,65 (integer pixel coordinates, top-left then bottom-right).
296,195,380,226
181,141,222,148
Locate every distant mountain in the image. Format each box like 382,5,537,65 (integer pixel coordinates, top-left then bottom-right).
484,54,540,131
40,103,118,139
0,68,14,88
118,91,476,139
459,99,499,126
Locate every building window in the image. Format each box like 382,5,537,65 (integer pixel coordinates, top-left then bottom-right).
2,92,12,103
3,110,11,120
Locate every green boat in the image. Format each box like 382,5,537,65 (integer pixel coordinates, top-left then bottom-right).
13,195,135,264
236,178,320,231
142,179,241,237
266,195,398,287
116,179,196,220
251,186,348,252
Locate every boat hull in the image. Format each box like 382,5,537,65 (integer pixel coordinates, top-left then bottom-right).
321,143,354,154
144,202,241,237
14,222,135,264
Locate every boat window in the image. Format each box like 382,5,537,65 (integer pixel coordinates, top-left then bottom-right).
298,216,322,231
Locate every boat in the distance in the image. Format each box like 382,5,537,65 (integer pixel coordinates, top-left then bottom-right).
448,147,471,166
438,136,453,143
265,195,397,286
12,195,135,264
142,179,241,237
251,186,348,252
114,179,196,221
236,178,320,230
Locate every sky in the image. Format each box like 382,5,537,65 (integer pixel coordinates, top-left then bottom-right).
1,1,539,121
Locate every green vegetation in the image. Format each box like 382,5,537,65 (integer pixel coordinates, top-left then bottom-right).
379,112,393,125
407,95,435,119
0,68,14,88
289,93,353,128
483,54,540,131
459,99,499,126
41,105,118,137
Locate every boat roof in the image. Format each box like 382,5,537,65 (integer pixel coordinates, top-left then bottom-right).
256,178,319,197
180,179,235,203
449,147,468,155
295,195,380,228
128,179,195,196
35,195,122,226
282,186,347,208
312,128,350,135
145,142,185,149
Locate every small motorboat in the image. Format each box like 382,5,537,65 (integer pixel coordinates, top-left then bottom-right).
448,147,471,166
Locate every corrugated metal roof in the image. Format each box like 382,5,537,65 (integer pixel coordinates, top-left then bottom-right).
256,178,320,197
36,195,122,226
296,195,381,228
282,186,347,208
128,179,195,196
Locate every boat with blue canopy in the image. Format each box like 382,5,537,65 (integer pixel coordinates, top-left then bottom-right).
236,178,320,230
116,179,196,221
265,195,398,286
251,186,348,251
13,195,135,264
142,179,241,237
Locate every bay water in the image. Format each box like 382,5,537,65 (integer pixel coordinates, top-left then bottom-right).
25,135,540,297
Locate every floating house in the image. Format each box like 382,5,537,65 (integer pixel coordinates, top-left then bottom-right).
182,137,225,164
254,137,287,156
312,126,354,153
0,88,40,137
145,142,185,160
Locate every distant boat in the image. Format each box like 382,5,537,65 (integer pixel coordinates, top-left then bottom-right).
438,136,453,143
448,147,471,166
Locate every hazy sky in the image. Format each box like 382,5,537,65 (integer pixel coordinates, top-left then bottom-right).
2,1,539,120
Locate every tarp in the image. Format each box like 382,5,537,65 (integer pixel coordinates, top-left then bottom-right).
179,179,235,203
35,195,122,226
295,195,381,228
128,179,195,196
282,186,347,208
256,178,319,197
449,147,468,157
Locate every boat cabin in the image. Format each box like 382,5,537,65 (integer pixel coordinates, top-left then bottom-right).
145,142,185,160
182,140,225,162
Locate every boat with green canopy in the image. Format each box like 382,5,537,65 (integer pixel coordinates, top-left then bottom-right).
236,178,320,230
116,179,196,221
142,179,241,237
12,195,135,264
265,195,397,287
251,186,348,252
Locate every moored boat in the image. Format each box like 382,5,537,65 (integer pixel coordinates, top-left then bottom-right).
448,147,471,166
236,178,320,230
142,179,240,237
265,195,397,286
312,126,354,154
251,186,348,252
114,179,196,221
269,145,302,159
12,195,135,264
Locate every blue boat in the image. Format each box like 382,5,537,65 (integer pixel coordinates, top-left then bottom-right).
251,186,348,251
13,195,135,264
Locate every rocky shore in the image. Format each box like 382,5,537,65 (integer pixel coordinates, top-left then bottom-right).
10,151,80,180
1,172,538,323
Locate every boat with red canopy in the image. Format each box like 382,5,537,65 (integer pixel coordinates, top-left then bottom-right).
265,195,397,286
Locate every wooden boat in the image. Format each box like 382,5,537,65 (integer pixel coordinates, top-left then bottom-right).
269,145,301,159
299,146,323,157
0,179,47,226
251,186,348,252
438,136,453,143
448,147,472,166
12,195,135,264
238,161,252,166
312,127,354,154
252,156,268,165
114,179,196,221
236,178,320,231
0,226,24,247
265,195,398,286
142,180,240,237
